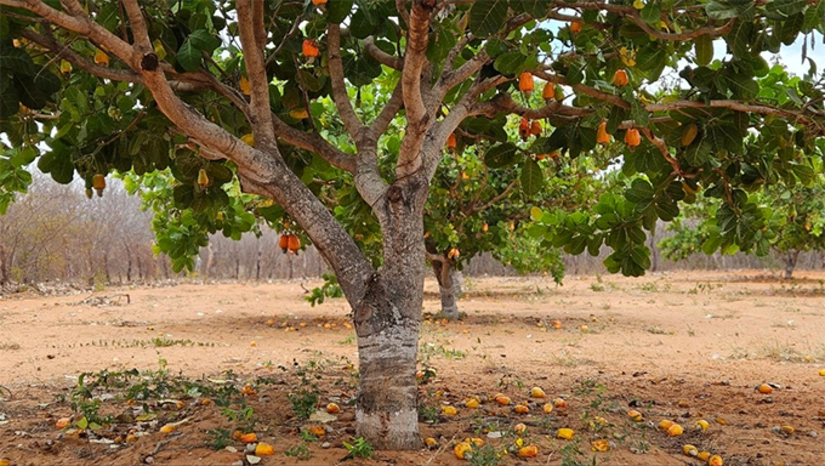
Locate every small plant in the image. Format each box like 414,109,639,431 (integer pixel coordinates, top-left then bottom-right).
206,428,231,450
343,436,374,459
418,403,440,424
468,443,503,466
590,282,605,292
285,441,313,460
288,388,319,421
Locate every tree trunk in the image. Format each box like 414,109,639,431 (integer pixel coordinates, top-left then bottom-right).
0,243,7,285
431,258,460,319
784,250,800,279
353,182,426,450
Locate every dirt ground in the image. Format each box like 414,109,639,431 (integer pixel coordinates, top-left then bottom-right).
1,270,824,466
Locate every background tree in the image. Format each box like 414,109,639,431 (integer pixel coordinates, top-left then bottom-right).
659,162,825,279
1,0,824,450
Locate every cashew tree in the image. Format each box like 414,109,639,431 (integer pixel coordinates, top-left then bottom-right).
1,0,825,450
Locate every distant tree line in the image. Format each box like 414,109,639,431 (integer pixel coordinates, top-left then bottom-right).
2,175,823,287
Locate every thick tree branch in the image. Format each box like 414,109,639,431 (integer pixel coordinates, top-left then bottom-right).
364,36,403,70
439,49,490,95
401,0,433,127
121,0,150,48
237,0,276,147
271,119,356,172
252,0,266,51
329,23,365,139
396,0,436,179
6,0,135,65
20,29,141,83
555,2,734,41
370,81,404,137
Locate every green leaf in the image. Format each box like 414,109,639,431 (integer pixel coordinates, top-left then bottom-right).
188,29,221,54
14,75,47,110
625,179,654,205
469,0,508,37
493,51,526,76
484,142,519,168
509,0,546,18
327,0,354,23
706,0,739,20
694,35,713,66
10,146,37,168
566,61,584,85
177,40,202,71
630,99,649,127
640,1,662,25
0,46,35,76
427,28,457,64
520,158,544,196
765,0,806,18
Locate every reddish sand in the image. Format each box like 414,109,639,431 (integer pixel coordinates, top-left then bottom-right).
1,270,824,465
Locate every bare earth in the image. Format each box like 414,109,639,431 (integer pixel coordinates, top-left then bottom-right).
1,270,824,465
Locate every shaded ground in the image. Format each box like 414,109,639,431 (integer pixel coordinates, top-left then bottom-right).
1,270,824,465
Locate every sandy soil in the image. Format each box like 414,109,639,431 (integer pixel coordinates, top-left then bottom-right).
1,270,824,465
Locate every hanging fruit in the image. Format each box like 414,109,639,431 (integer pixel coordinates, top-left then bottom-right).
239,76,251,95
530,120,542,136
60,60,72,74
681,123,698,147
302,39,320,58
287,235,301,254
197,168,209,186
279,234,289,253
613,69,629,86
519,117,530,140
241,133,255,146
542,82,555,103
596,121,610,144
447,248,460,260
92,174,106,197
312,0,327,4
570,21,582,33
518,72,534,98
624,128,641,147
94,49,109,66
446,133,457,150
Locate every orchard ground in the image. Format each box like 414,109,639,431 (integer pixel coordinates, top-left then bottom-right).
1,270,824,466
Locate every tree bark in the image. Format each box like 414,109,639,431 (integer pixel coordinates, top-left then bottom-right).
783,250,800,280
431,258,461,320
353,180,427,450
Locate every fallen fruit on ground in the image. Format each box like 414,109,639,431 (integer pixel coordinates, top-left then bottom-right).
469,438,484,447
442,405,457,416
530,386,545,398
697,451,711,461
424,437,438,448
694,419,709,431
667,424,684,437
557,428,575,440
757,383,773,394
495,395,511,406
240,433,258,443
683,444,698,456
454,441,472,459
308,426,326,436
818,368,825,376
659,419,674,431
627,410,643,422
542,403,553,414
591,439,610,451
517,445,538,458
514,423,527,435
255,442,275,456
55,417,71,429
514,403,529,414
708,454,724,466
780,425,795,435
159,424,175,433
553,397,569,408
465,398,480,409
326,403,340,414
